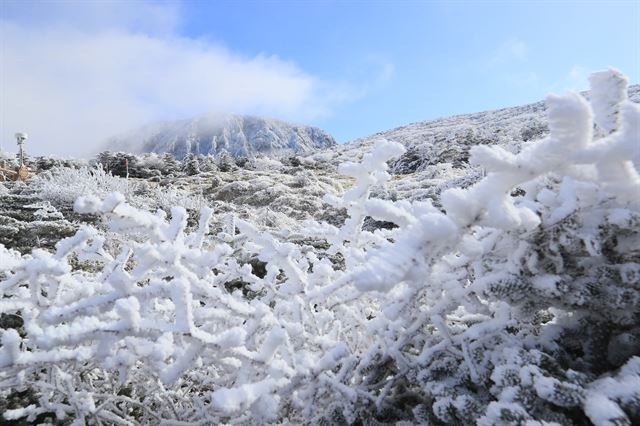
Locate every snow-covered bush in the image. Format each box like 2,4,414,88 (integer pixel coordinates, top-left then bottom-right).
35,165,133,206
182,153,201,176
35,162,207,217
1,69,639,425
252,156,284,172
95,151,166,179
34,156,85,172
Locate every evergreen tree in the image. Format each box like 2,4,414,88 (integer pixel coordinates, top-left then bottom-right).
217,149,235,172
183,153,201,176
199,154,218,172
162,153,180,176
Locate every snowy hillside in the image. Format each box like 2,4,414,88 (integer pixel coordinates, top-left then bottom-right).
306,84,640,206
314,85,640,174
1,70,639,426
107,113,336,159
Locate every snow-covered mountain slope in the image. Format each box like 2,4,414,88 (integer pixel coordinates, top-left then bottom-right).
2,70,640,425
107,113,336,159
312,85,640,175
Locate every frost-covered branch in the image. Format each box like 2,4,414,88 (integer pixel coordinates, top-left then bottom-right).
1,69,638,425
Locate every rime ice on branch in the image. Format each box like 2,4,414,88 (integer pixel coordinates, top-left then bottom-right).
1,69,639,425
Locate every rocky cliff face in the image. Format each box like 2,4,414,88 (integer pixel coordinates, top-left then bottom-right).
107,114,336,159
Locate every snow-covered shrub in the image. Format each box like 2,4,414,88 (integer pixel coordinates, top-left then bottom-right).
95,151,165,179
161,152,181,176
198,154,218,173
252,156,284,172
25,201,65,221
217,150,236,172
35,162,207,217
1,69,638,425
34,156,85,172
182,153,201,176
35,165,133,206
152,185,208,212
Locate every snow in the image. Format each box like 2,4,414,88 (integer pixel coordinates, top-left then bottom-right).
589,68,629,135
583,393,628,426
0,70,638,425
107,113,336,159
211,378,285,417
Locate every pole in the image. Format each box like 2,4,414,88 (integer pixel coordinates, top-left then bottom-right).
18,141,24,167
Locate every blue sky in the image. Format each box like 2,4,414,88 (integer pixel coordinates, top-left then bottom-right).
185,1,639,139
1,0,639,156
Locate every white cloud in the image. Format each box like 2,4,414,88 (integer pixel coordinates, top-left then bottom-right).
343,57,395,100
505,71,540,87
484,37,528,69
475,37,539,90
375,61,395,86
501,38,528,62
0,2,347,157
0,0,182,35
563,65,591,91
545,65,592,94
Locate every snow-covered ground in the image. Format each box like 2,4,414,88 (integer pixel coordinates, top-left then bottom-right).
0,70,639,425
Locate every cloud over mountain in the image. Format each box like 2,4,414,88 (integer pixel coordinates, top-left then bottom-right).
0,2,342,157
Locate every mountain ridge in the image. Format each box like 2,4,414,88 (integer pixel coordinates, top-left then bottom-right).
317,84,640,174
107,113,336,160
347,84,640,145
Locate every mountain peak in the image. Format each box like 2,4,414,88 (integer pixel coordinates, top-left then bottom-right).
107,113,336,159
